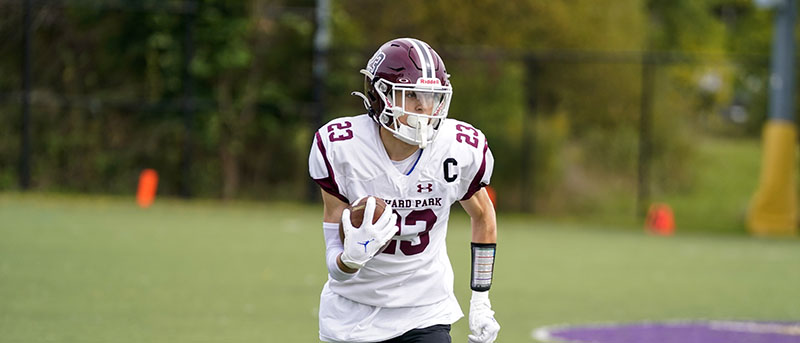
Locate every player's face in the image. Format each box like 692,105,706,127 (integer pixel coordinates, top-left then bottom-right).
393,90,439,125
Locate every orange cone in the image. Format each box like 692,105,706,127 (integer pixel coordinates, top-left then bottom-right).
645,203,675,236
136,169,159,208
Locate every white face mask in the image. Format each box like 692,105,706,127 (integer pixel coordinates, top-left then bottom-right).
378,81,451,148
397,116,432,148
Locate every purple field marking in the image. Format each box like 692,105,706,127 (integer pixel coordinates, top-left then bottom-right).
533,320,800,343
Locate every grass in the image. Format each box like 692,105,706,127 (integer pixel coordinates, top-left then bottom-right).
1,192,799,342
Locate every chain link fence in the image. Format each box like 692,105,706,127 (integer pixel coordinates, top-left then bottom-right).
0,1,769,230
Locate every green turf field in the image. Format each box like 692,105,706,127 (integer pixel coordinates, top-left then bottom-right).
1,193,798,342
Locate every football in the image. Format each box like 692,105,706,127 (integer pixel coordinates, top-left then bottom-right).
339,196,388,244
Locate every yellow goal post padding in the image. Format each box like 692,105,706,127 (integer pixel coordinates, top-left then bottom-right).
747,120,798,237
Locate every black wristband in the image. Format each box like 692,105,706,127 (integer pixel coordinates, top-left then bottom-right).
470,242,496,292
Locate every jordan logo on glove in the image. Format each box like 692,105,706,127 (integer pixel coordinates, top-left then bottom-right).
358,239,374,253
339,196,398,270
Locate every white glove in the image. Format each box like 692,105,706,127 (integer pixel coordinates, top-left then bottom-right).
468,291,500,343
339,197,397,270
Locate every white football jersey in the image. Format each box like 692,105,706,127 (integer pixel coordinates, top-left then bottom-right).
309,114,494,308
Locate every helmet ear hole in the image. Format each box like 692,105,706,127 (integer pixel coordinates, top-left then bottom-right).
379,113,391,126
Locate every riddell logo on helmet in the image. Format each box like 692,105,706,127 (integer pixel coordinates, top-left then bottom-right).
417,78,441,85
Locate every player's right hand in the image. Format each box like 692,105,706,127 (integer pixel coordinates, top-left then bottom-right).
339,197,397,270
468,291,500,343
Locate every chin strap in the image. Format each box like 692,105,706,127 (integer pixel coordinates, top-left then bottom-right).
405,115,430,149
416,119,429,149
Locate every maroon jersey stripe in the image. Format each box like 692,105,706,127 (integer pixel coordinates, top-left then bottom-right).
313,131,349,204
461,141,489,201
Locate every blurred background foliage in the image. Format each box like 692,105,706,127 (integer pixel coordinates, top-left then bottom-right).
0,0,783,226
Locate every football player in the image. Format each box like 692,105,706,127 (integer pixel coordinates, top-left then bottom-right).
309,38,500,343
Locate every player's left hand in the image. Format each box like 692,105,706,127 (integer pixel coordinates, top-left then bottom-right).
339,197,397,270
468,291,500,343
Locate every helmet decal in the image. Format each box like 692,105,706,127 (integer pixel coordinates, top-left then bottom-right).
365,51,386,75
405,38,434,79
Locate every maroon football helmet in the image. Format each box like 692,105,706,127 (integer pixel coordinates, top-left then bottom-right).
352,38,453,148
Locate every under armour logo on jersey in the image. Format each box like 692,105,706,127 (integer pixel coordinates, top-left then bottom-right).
417,183,433,193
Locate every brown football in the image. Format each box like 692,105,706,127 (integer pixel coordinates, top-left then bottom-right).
339,196,388,244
